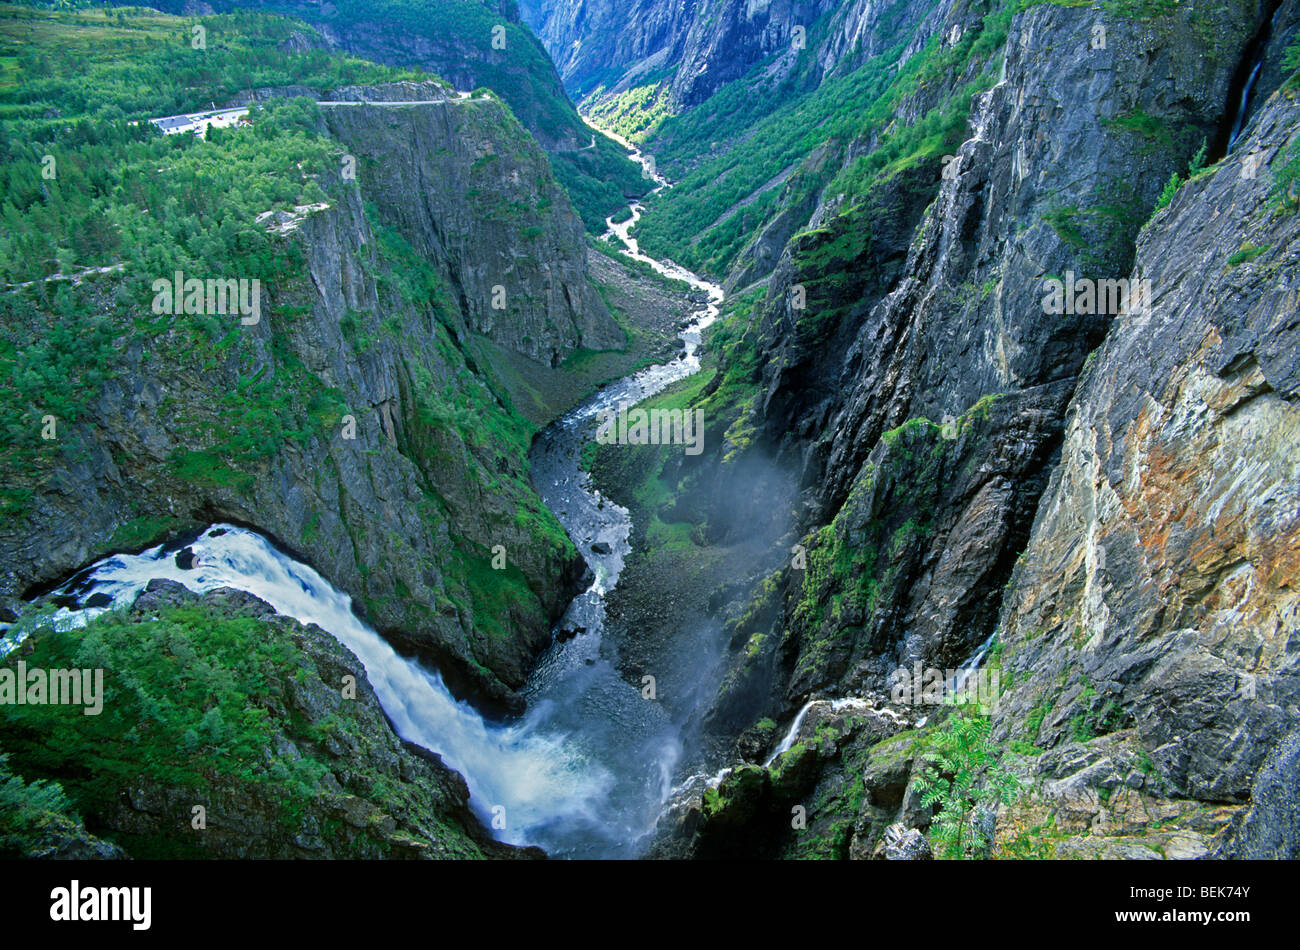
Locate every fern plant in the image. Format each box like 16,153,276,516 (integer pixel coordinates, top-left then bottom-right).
913,709,1021,859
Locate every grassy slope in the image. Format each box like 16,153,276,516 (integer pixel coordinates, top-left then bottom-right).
1,595,492,858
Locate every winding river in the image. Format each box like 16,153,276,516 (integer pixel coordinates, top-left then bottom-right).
518,136,724,854
3,132,726,859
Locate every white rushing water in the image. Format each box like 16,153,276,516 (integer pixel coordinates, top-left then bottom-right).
508,121,729,856
762,697,874,768
7,122,730,859
10,525,616,849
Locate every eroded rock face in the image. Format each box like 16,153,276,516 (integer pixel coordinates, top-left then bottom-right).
1216,727,1300,857
525,0,951,107
749,1,1269,707
881,824,933,860
993,90,1300,803
0,83,607,708
521,0,699,101
321,85,621,364
641,1,1296,861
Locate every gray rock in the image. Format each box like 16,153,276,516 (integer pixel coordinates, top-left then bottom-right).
1216,728,1300,859
993,91,1300,802
881,823,933,860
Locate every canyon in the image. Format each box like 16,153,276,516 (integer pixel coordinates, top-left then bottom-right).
1,0,1297,861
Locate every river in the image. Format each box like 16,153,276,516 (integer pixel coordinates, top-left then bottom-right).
3,132,726,859
518,134,725,854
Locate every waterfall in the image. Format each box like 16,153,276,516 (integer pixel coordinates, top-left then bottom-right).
763,697,873,767
1227,58,1264,152
8,524,617,852
948,631,997,696
763,700,819,767
1226,4,1284,153
760,634,1001,770
6,122,729,860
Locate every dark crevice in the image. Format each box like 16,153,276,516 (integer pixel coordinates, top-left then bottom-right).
1210,0,1285,162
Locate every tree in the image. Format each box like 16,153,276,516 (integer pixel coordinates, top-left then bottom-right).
914,709,1020,859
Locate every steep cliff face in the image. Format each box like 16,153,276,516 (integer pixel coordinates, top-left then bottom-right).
651,86,1299,859
689,0,1270,729
621,0,832,107
991,88,1299,815
0,82,615,710
320,83,621,364
612,1,1299,859
520,0,697,99
524,0,940,108
1235,0,1300,138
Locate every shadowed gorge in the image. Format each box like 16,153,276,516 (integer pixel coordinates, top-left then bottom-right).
1,0,1298,877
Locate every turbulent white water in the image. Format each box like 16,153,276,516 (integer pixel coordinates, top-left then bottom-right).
9,525,616,849
8,126,729,859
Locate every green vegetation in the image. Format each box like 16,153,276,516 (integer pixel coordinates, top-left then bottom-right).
1272,136,1299,214
552,131,651,231
1101,0,1182,19
1282,32,1300,93
0,6,415,284
1070,692,1129,741
0,6,580,679
1,597,485,857
782,389,1007,689
996,812,1064,859
583,283,768,543
1023,697,1051,739
3,603,319,823
1227,241,1270,266
108,514,191,552
300,0,577,145
179,0,650,229
583,79,674,142
913,709,1021,859
0,7,398,518
1101,108,1177,153
1153,170,1183,215
0,751,90,858
1148,139,1207,220
632,0,1013,277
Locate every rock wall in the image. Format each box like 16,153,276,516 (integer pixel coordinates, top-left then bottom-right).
726,0,1270,719
993,90,1300,806
524,0,947,106
0,83,611,710
639,0,1300,860
321,86,621,364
